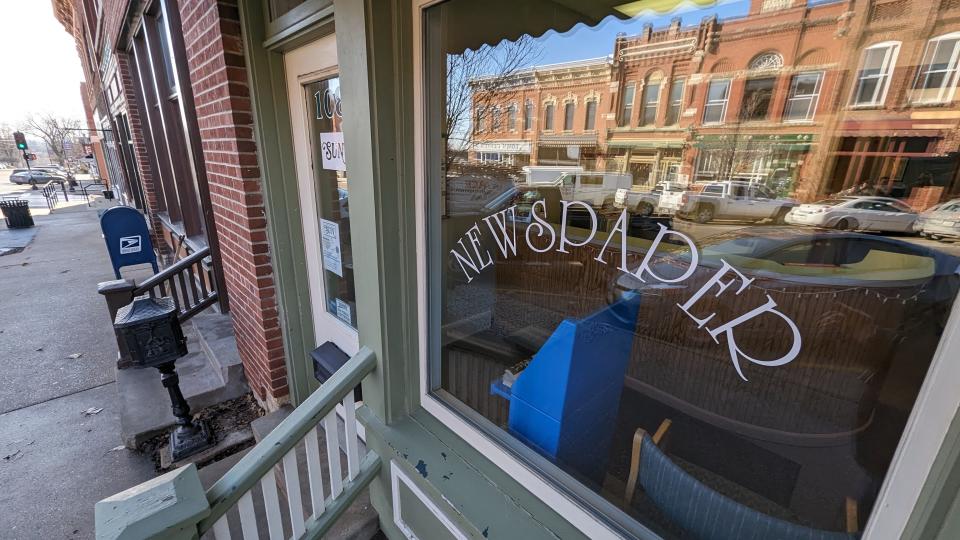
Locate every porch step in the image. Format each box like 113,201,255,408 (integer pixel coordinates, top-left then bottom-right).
117,313,249,448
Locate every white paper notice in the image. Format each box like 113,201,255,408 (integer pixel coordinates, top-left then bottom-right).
319,218,343,277
319,132,346,171
335,298,352,324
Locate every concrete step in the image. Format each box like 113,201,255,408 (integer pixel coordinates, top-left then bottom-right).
117,314,249,448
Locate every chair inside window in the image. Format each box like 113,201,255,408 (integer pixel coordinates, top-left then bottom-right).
623,420,861,540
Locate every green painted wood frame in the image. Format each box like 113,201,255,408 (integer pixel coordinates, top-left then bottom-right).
239,1,960,539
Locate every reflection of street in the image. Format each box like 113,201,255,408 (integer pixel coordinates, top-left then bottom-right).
671,217,960,257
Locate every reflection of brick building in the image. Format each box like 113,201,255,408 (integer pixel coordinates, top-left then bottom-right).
472,0,960,204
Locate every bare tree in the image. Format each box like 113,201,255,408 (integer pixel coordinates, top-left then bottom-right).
0,124,22,165
444,36,541,170
24,114,82,165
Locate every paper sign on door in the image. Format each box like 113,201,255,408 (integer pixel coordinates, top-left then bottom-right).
319,132,346,171
320,218,343,277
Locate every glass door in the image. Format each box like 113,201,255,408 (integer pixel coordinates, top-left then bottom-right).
285,35,359,371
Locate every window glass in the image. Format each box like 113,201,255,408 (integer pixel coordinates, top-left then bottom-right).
584,100,597,130
665,79,684,125
703,79,730,123
853,43,899,105
912,35,960,103
306,76,356,327
620,82,636,126
563,102,575,130
784,72,823,121
741,78,775,120
425,1,960,537
641,77,661,126
507,105,517,130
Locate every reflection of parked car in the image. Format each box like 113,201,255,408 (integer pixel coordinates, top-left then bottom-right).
676,181,797,223
614,182,686,216
36,165,75,181
9,170,67,185
785,196,917,233
916,199,960,241
610,227,959,437
556,171,632,208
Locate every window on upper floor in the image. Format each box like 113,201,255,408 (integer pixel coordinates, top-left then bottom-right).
620,82,635,126
641,73,662,126
911,33,960,104
523,101,533,130
852,42,900,106
784,72,823,122
507,104,517,130
543,103,555,130
665,79,685,125
492,106,502,131
703,79,730,124
740,77,775,121
475,107,485,132
563,102,575,130
584,100,597,130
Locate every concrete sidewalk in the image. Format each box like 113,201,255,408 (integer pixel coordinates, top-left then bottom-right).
0,204,156,539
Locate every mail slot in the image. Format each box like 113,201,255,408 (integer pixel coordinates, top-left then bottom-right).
311,341,362,401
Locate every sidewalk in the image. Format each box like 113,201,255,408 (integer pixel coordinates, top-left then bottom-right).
0,203,156,539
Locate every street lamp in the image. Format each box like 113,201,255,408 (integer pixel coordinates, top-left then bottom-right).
113,296,215,461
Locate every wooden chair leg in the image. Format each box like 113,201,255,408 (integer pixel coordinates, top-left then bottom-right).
846,497,858,534
623,420,672,509
623,427,647,508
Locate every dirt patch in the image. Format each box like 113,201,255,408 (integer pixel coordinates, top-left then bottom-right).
136,393,264,471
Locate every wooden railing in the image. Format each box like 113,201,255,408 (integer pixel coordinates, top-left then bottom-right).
134,246,218,321
94,348,380,540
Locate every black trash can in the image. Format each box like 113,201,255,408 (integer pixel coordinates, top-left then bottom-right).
0,200,34,229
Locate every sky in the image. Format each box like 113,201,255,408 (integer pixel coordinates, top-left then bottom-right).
0,1,86,126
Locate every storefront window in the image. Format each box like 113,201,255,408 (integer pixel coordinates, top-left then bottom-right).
423,1,960,537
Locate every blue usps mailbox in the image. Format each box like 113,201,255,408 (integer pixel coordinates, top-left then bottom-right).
100,206,159,279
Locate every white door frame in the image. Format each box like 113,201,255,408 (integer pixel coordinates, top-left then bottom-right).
284,35,360,358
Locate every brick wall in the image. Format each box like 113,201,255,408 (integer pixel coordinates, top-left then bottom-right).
178,0,288,408
115,52,167,250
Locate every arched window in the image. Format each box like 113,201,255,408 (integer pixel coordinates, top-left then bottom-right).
543,103,555,130
641,72,663,126
507,104,517,130
749,52,784,71
584,100,597,130
523,100,534,130
563,102,575,130
912,33,960,104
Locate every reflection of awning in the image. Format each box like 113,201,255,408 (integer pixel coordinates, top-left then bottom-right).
607,139,685,149
537,135,598,147
473,141,532,153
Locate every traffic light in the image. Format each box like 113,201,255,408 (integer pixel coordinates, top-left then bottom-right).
13,131,27,151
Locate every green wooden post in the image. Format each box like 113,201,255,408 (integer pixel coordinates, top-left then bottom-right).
95,464,209,540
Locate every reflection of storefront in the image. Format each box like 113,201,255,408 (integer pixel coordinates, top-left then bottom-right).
607,140,685,187
827,136,960,200
694,134,814,193
472,140,532,166
536,134,599,168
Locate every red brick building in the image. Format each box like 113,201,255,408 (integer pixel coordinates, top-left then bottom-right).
472,0,960,204
53,0,289,409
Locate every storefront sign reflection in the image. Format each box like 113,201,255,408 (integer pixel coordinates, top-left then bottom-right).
450,202,803,381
